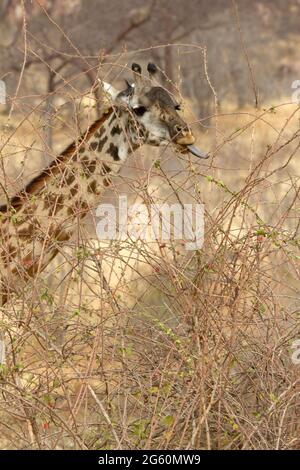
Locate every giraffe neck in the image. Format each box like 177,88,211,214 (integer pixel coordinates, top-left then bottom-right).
0,106,140,214
0,106,143,285
81,107,137,169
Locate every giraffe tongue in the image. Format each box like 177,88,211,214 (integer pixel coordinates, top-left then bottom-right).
187,145,209,159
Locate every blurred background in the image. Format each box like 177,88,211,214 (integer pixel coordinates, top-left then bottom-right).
1,0,300,115
1,0,300,199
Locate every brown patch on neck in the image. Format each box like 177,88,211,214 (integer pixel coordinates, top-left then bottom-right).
0,108,114,214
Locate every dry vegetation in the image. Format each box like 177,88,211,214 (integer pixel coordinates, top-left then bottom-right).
0,0,299,450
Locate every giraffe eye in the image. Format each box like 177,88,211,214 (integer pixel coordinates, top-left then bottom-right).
133,106,147,117
175,104,181,111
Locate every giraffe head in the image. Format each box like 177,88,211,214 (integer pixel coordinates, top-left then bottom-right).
102,63,208,159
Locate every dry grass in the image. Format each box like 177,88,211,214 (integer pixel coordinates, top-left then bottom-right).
0,63,300,450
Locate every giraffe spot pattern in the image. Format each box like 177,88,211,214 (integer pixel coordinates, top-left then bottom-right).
95,127,105,138
0,109,119,295
103,177,112,187
90,141,98,151
82,158,97,176
67,206,74,216
66,173,76,185
97,135,108,152
109,113,116,125
107,143,120,161
101,163,112,175
87,180,97,193
70,184,79,197
111,125,122,136
16,224,34,238
87,160,97,173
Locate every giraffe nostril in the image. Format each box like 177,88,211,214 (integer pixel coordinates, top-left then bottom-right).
175,125,195,145
174,124,190,137
174,124,186,136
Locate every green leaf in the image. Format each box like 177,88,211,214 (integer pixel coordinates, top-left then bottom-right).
269,392,278,403
40,289,54,306
162,415,174,427
132,420,148,439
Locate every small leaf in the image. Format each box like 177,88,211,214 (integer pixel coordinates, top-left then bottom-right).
162,415,174,427
269,392,278,403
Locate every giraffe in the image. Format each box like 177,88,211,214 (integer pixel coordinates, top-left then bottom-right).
0,62,208,309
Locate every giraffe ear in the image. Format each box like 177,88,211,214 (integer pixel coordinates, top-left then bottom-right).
100,81,119,100
114,80,135,105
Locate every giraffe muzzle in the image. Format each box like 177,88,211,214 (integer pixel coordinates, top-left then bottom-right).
175,131,195,146
175,132,209,159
